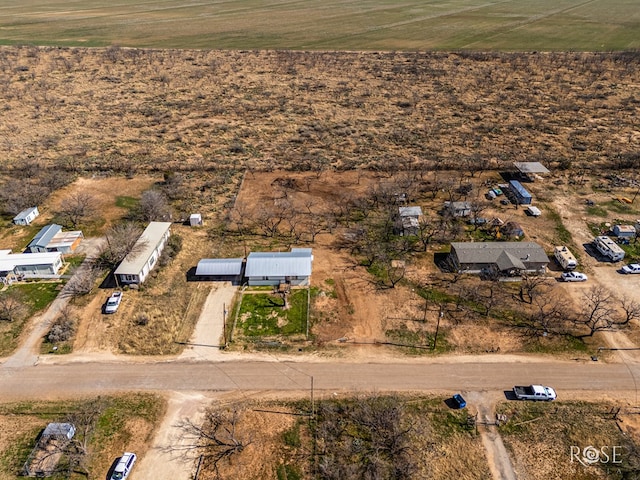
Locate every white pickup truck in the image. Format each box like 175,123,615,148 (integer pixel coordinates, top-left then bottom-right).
513,384,556,401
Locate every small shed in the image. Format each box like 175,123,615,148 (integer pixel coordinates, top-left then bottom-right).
13,207,40,226
41,423,76,443
190,213,203,227
443,201,471,217
398,206,422,236
513,162,550,181
195,258,243,284
612,224,636,238
508,180,533,205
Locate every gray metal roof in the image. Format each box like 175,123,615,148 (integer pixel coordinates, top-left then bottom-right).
196,258,243,276
114,222,172,276
399,206,423,217
245,250,313,277
0,251,62,272
514,162,550,174
28,224,62,249
451,242,548,265
13,206,38,221
43,423,75,438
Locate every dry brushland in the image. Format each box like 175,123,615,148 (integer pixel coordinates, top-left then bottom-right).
0,394,165,480
1,46,640,479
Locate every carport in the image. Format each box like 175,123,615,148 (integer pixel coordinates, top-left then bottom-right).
195,258,244,284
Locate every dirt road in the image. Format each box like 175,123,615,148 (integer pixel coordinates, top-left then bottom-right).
0,359,637,402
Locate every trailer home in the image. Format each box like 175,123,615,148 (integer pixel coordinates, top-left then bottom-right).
554,246,577,270
593,235,625,262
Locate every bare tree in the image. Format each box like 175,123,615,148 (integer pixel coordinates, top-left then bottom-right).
468,199,490,231
518,274,550,304
138,190,171,222
618,295,640,326
57,192,96,229
47,307,77,343
96,223,146,270
575,286,619,337
0,289,26,322
170,409,251,479
60,264,102,299
416,216,440,251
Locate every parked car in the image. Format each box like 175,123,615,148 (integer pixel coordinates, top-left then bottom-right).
561,272,588,282
104,291,123,314
110,452,136,480
452,393,467,409
621,263,640,274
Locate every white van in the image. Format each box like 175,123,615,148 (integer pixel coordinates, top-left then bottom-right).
111,452,137,480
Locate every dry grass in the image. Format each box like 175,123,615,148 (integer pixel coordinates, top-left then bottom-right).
0,48,638,179
498,401,640,480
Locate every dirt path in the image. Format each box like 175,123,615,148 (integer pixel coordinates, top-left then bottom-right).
179,283,237,362
468,392,518,480
133,391,209,480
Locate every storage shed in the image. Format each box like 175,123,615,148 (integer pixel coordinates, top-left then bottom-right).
245,248,313,286
195,258,243,284
190,213,203,226
442,201,471,217
508,180,532,205
13,206,39,226
612,224,636,238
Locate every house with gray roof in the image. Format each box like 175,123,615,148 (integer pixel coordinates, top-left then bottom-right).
114,222,171,285
27,224,84,253
245,248,313,286
449,242,548,276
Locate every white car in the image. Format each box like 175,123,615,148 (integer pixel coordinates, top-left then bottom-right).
104,291,123,314
110,452,136,480
621,263,640,274
561,272,588,282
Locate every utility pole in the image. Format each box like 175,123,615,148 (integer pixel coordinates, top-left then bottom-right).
222,303,227,347
432,306,443,351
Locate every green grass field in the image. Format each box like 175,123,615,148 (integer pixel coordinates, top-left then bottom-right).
0,0,638,50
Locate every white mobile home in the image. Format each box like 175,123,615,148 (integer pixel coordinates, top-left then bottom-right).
0,251,63,281
114,222,172,285
593,235,625,262
245,248,313,286
13,207,40,226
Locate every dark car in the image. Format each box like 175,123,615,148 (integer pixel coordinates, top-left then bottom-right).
452,393,467,409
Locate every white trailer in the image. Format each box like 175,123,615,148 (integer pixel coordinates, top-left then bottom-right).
554,246,577,270
594,235,625,262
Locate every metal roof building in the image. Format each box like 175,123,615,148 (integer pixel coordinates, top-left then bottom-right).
114,222,172,285
509,180,533,205
245,248,313,286
0,251,63,279
399,206,423,217
514,162,550,175
449,242,548,276
28,224,62,252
